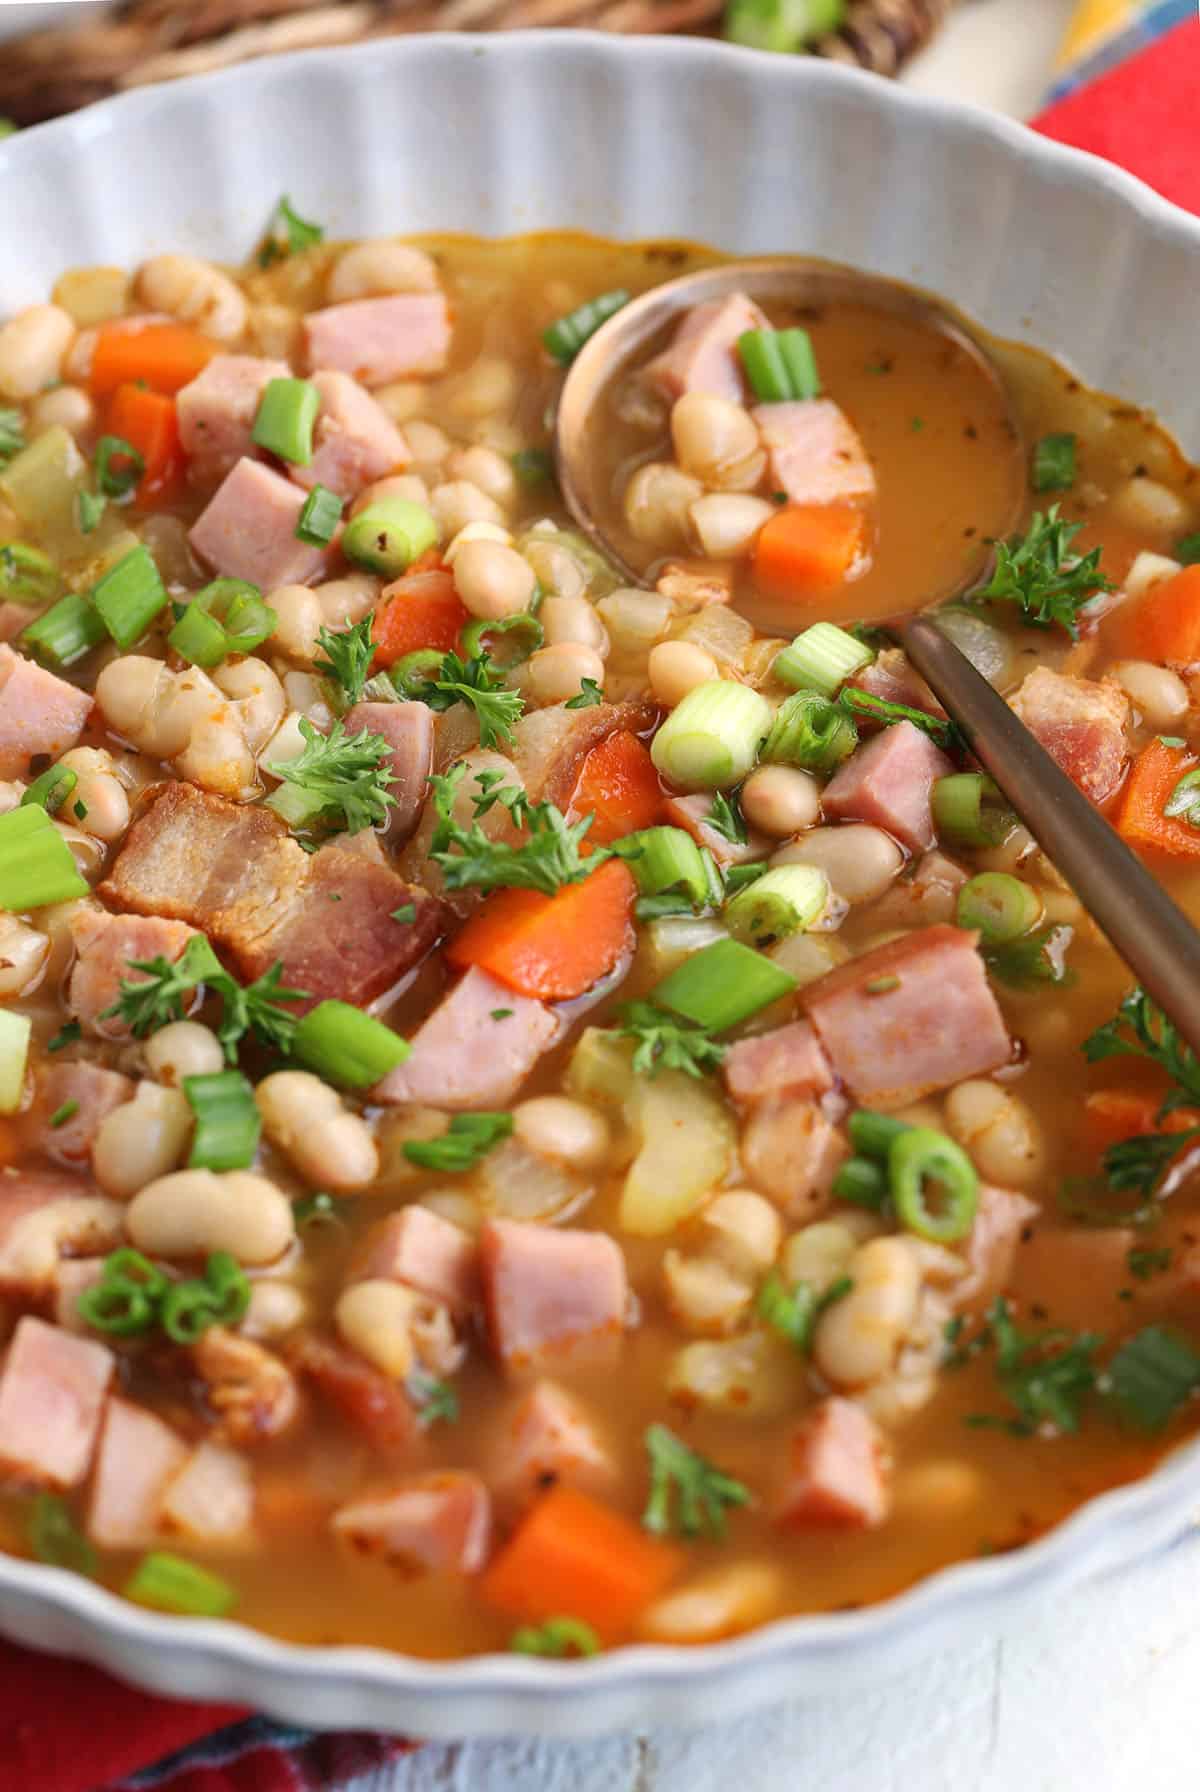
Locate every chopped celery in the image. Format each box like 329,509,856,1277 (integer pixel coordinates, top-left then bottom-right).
773,622,873,698
653,937,797,1031
565,1027,636,1108
0,1010,31,1114
723,864,829,947
0,427,88,542
621,1070,736,1236
650,680,772,792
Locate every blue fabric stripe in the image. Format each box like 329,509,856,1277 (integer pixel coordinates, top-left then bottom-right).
1046,0,1197,102
119,1717,313,1787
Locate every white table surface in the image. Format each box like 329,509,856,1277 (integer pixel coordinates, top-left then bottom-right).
347,2,1193,1785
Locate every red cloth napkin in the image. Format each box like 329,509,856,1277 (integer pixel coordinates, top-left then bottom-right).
5,19,1200,1792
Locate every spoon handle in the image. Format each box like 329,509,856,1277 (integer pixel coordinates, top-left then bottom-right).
899,614,1200,1058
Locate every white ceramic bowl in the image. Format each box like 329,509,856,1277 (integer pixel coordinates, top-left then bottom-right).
3,31,1200,1739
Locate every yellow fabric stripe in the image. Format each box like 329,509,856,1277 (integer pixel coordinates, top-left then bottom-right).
1057,0,1138,68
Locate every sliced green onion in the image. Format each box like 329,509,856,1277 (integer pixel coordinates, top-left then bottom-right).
20,765,77,817
184,1070,261,1172
76,1248,169,1337
888,1126,979,1244
251,376,320,465
77,490,106,535
0,1009,32,1115
650,680,772,793
342,497,438,576
1175,532,1200,566
1032,432,1077,494
653,937,796,1032
542,290,630,366
957,872,1042,944
161,1252,251,1344
390,647,447,697
737,328,820,404
619,826,711,906
29,1493,97,1577
723,861,768,894
511,1616,601,1658
723,0,844,50
832,1155,889,1209
167,579,277,668
512,448,555,487
1,542,60,605
21,591,106,667
404,1111,513,1173
460,611,544,669
848,1108,910,1161
94,434,145,500
759,689,858,775
773,622,873,698
932,773,1016,848
124,1551,237,1618
295,483,343,547
1164,766,1200,828
91,544,167,649
291,998,409,1087
723,863,828,948
0,805,88,911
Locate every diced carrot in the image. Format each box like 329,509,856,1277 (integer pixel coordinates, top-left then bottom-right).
1116,738,1200,861
1123,565,1200,666
1080,1087,1200,1162
106,383,184,506
568,729,663,848
370,567,469,669
752,503,869,601
479,1485,682,1642
445,858,636,1001
87,321,216,399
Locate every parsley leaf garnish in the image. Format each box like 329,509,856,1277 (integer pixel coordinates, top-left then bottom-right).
615,1001,725,1080
314,615,375,709
958,1298,1101,1436
1106,1326,1200,1431
1082,988,1200,1199
407,650,524,749
1127,1246,1173,1280
838,685,959,751
408,1372,460,1427
0,407,26,468
705,790,746,846
975,504,1114,638
402,1111,513,1172
257,194,325,267
1032,432,1077,494
428,763,603,897
642,1424,751,1539
564,677,604,710
757,1271,852,1354
99,934,307,1062
266,718,396,835
511,1617,600,1659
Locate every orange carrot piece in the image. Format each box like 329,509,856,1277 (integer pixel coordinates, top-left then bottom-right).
445,858,636,1001
87,321,216,398
568,729,663,848
1116,738,1200,861
370,567,468,669
1124,565,1200,666
752,502,869,601
479,1485,682,1642
106,383,184,506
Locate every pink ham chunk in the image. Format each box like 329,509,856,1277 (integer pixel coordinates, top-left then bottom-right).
480,1218,629,1372
53,1258,107,1333
802,924,1011,1110
0,1174,122,1297
775,1397,891,1530
847,647,943,723
343,700,432,847
373,967,558,1110
355,1207,479,1315
37,1061,132,1167
333,1471,491,1573
722,1019,833,1107
290,371,408,498
0,646,92,779
0,1317,113,1489
188,458,330,589
821,720,954,855
642,293,769,404
67,908,198,1041
662,793,770,868
489,1380,616,1516
741,1097,848,1220
753,399,876,508
1010,667,1130,806
955,1184,1040,1307
0,603,37,644
303,294,452,386
161,1443,255,1545
175,353,290,487
87,1397,188,1549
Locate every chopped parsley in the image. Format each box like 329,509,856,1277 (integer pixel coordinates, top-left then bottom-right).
408,1373,460,1428
46,1021,81,1054
48,1100,80,1130
615,1001,725,1080
257,194,325,267
1032,432,1077,493
405,649,524,749
428,763,602,897
757,1271,852,1354
490,1008,514,1021
511,1617,600,1658
390,903,416,925
958,1298,1102,1436
265,718,396,835
1127,1246,1173,1280
100,934,307,1061
402,1111,513,1173
564,677,604,710
1083,988,1200,1199
642,1424,751,1539
705,789,746,846
975,504,1114,638
314,615,376,709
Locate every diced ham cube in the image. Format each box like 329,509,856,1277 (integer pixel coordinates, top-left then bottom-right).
642,294,769,404
1009,667,1130,806
37,1060,132,1167
662,793,771,868
87,1397,188,1549
354,1207,479,1315
0,603,37,644
333,1471,490,1574
175,353,290,488
67,908,198,1040
802,924,1011,1110
373,968,558,1110
488,1380,616,1516
821,720,954,855
479,1218,629,1372
0,646,92,779
774,1397,891,1529
303,294,452,386
722,1019,834,1107
343,700,432,847
290,1333,420,1455
188,458,330,589
741,1097,848,1220
0,1172,122,1296
289,370,409,498
753,399,876,509
161,1442,255,1545
955,1184,1040,1308
0,1317,113,1489
847,647,943,723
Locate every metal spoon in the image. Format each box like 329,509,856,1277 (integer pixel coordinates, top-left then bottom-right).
554,258,1200,1053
